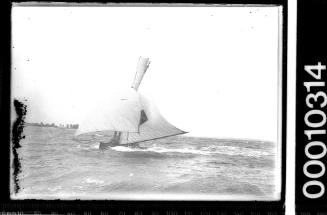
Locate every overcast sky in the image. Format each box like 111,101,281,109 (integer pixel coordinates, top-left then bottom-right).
12,5,282,142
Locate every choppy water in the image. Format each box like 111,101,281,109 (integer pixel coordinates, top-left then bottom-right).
13,126,279,200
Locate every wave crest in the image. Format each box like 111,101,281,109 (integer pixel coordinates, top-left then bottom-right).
110,145,270,158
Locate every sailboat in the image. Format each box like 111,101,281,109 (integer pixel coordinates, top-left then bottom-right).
75,57,187,149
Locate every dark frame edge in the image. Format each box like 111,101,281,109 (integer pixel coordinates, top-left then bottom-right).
1,0,287,214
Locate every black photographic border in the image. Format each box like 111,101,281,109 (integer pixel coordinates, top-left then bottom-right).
296,0,327,213
0,0,287,214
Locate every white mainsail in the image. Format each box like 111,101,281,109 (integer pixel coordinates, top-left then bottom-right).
75,57,186,144
116,94,186,144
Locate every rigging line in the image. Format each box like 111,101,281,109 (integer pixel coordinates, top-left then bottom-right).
126,131,188,145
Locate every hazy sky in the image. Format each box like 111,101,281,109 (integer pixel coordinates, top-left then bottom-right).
12,5,282,141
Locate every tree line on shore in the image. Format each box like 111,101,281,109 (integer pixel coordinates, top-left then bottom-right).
26,122,79,129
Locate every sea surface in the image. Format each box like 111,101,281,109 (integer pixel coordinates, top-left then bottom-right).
13,126,279,200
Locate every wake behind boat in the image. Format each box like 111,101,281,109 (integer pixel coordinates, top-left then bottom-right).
75,57,187,150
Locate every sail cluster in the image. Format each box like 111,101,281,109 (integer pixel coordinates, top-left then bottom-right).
75,89,186,144
75,57,186,145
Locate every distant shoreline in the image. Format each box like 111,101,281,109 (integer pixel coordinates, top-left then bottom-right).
25,122,79,129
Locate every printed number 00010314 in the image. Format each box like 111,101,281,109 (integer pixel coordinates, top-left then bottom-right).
302,62,327,199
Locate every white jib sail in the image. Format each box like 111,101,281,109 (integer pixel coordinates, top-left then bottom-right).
75,88,143,136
